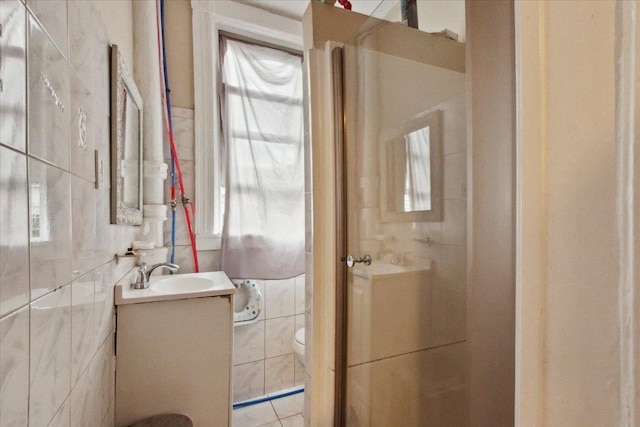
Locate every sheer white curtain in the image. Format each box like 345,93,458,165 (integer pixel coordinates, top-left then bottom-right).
220,37,305,279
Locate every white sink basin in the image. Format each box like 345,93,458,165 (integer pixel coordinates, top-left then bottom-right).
115,271,235,305
151,276,215,294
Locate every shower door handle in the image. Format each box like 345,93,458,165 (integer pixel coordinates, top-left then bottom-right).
344,254,372,267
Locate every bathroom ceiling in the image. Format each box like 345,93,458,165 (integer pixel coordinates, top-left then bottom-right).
234,0,399,21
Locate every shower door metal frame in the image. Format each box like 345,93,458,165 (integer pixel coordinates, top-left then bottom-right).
332,45,348,427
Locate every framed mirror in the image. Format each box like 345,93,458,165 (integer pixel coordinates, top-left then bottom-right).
380,110,443,223
110,44,143,225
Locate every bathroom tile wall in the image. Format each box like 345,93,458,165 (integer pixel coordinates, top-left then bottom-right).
162,107,221,272
232,275,306,402
0,1,140,425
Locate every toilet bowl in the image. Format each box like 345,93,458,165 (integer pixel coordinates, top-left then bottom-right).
293,327,305,366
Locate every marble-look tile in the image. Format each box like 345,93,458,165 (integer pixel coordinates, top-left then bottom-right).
294,275,305,315
71,271,95,386
48,397,71,427
163,113,195,161
271,392,304,419
443,152,466,200
71,175,96,278
70,336,111,427
0,147,29,316
304,313,312,376
232,401,278,427
94,189,111,265
89,335,114,426
171,107,194,120
234,320,265,365
347,343,467,427
27,14,70,170
89,7,109,115
265,354,295,394
233,360,265,403
295,314,304,332
304,253,313,315
29,159,72,297
303,374,311,427
265,316,295,358
294,357,305,387
30,284,72,427
100,403,114,427
0,305,30,426
70,72,95,182
304,192,312,253
265,279,295,319
441,198,466,246
93,107,110,189
170,246,221,274
281,414,304,427
162,207,194,247
163,159,195,205
94,263,114,350
0,0,27,152
68,0,94,89
26,0,68,58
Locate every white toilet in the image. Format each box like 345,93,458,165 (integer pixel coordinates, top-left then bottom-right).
293,327,305,366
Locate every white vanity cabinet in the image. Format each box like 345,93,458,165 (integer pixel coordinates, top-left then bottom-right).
114,272,235,427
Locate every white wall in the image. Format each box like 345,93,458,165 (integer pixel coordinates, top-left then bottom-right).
0,1,139,425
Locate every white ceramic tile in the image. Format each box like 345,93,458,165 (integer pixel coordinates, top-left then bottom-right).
93,109,110,189
441,93,466,156
29,159,72,297
280,414,304,427
89,335,114,425
265,280,295,319
171,107,194,120
347,343,467,427
233,360,265,403
70,364,94,427
0,305,30,426
93,189,111,264
94,263,114,350
294,275,305,315
303,374,311,427
233,401,279,427
234,320,265,365
48,397,71,427
71,174,96,278
70,72,95,182
26,0,68,58
271,392,304,419
294,357,305,387
258,421,282,427
265,316,295,358
304,193,312,253
303,313,312,376
71,271,95,386
30,284,72,427
265,354,295,395
89,6,109,115
68,0,94,89
163,114,195,161
0,147,29,316
0,0,27,152
443,152,466,200
27,14,70,169
440,198,466,246
304,254,312,315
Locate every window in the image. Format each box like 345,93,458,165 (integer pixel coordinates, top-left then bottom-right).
191,1,303,250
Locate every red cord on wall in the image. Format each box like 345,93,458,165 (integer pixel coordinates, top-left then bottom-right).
154,0,200,272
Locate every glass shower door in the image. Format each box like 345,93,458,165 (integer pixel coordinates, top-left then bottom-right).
339,11,468,427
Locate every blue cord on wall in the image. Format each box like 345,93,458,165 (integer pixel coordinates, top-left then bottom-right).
159,0,177,267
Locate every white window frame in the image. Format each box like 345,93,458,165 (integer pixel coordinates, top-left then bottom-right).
191,1,303,250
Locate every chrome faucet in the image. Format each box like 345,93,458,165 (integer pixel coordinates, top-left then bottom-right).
133,262,179,289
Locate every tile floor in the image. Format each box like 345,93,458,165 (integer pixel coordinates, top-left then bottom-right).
233,391,304,427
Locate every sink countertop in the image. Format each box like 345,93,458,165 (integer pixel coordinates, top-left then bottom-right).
352,261,432,280
115,271,236,306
